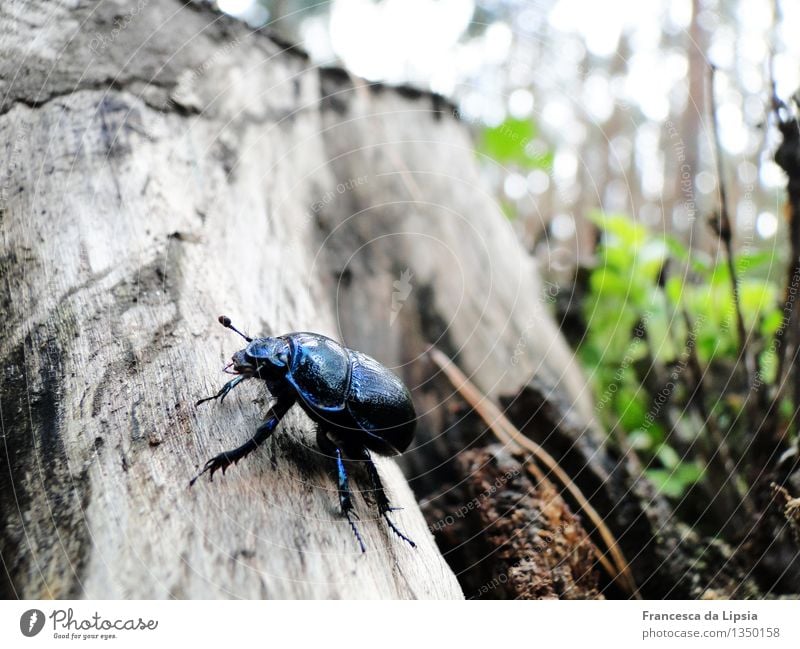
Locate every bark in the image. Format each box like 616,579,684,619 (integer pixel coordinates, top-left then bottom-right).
425,445,604,600
0,0,465,599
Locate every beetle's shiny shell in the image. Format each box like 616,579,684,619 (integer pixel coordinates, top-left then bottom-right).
283,332,416,455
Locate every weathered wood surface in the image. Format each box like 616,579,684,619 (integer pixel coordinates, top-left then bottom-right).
0,0,468,599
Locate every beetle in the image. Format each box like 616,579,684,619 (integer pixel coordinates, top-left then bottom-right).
190,315,417,551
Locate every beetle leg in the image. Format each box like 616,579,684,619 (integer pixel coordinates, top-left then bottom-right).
352,446,416,549
316,430,366,553
195,375,246,407
190,394,294,485
336,448,367,553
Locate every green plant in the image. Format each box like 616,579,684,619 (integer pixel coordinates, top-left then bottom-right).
579,211,784,498
478,117,553,169
475,117,553,220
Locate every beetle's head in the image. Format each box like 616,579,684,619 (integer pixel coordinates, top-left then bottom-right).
231,337,289,379
230,348,256,376
216,316,289,380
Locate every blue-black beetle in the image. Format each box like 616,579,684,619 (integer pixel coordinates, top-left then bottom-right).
190,315,417,551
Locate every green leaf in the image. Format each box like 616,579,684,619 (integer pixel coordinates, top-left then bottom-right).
664,235,689,261
616,387,648,432
646,462,704,498
628,429,654,451
761,309,783,338
589,267,629,298
759,347,778,384
664,276,684,305
656,444,681,469
589,211,647,248
695,331,720,362
500,199,517,220
739,280,778,328
665,236,712,275
709,260,731,286
734,251,775,274
478,118,551,168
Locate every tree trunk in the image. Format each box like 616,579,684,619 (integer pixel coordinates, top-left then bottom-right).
0,0,466,599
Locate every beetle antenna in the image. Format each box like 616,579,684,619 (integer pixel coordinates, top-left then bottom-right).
218,315,253,342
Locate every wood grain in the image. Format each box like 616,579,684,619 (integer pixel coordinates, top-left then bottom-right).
0,0,464,598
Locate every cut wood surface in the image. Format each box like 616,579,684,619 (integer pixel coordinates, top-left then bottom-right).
0,0,466,599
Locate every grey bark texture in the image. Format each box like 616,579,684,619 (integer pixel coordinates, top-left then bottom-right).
0,0,469,599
